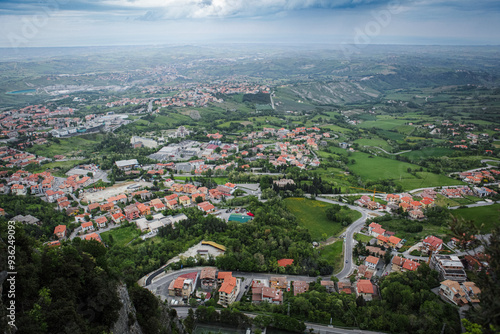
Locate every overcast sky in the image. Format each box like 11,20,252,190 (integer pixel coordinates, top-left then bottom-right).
0,0,499,48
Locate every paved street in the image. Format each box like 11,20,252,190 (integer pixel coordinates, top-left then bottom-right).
313,196,380,279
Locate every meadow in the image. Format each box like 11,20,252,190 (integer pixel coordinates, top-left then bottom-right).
451,204,500,233
284,198,361,240
318,240,344,275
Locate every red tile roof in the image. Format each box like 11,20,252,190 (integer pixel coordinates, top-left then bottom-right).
277,258,294,267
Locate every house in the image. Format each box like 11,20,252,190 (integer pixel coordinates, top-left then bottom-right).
262,286,283,304
386,194,400,203
320,281,336,293
338,282,353,294
0,208,5,216
217,272,233,286
252,281,283,304
100,203,114,212
461,282,481,304
364,256,379,270
124,204,140,220
200,267,217,289
59,200,71,210
95,216,108,228
112,212,126,224
365,246,385,257
87,202,101,212
402,259,420,272
167,199,178,209
439,280,468,306
430,254,467,282
270,276,288,291
75,213,91,223
198,201,215,213
356,279,375,301
387,236,402,249
376,235,389,246
192,193,206,203
53,225,67,239
11,184,26,195
83,232,102,243
368,222,385,238
409,209,424,219
165,193,178,201
168,272,198,299
422,236,443,252
391,256,406,272
293,281,309,296
179,195,191,206
218,274,238,307
136,203,151,216
81,221,94,232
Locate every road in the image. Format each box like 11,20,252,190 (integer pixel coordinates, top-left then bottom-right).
173,307,385,334
312,197,378,279
364,146,412,155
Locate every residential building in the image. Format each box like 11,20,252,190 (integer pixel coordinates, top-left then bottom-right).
53,224,67,239
200,267,217,289
81,221,94,232
439,280,468,306
270,276,288,291
422,236,443,252
364,256,380,270
320,281,336,293
124,204,140,220
112,212,126,224
430,254,467,282
218,275,238,307
293,281,309,296
95,216,107,228
356,279,375,301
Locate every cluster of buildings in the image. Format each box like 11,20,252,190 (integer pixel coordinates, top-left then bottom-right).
459,169,500,185
367,222,402,249
107,83,269,109
386,193,435,219
0,147,49,169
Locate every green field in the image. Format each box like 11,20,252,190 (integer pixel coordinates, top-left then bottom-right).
100,224,142,247
354,233,374,243
319,240,344,274
348,152,420,181
284,198,361,240
401,147,456,160
354,138,393,152
452,204,500,233
26,135,102,158
396,172,464,190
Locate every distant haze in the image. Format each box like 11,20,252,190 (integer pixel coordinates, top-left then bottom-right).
0,0,499,48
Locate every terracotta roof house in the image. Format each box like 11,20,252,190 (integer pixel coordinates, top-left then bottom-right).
53,224,67,239
356,280,375,301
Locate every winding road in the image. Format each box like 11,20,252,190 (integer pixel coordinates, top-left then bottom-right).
312,197,379,279
364,146,412,155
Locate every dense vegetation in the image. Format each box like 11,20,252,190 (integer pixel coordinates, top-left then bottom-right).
0,195,72,240
236,265,461,334
0,222,121,334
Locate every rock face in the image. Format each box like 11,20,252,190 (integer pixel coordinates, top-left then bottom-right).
112,284,143,334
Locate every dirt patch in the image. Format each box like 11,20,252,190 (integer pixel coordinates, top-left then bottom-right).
82,181,153,203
